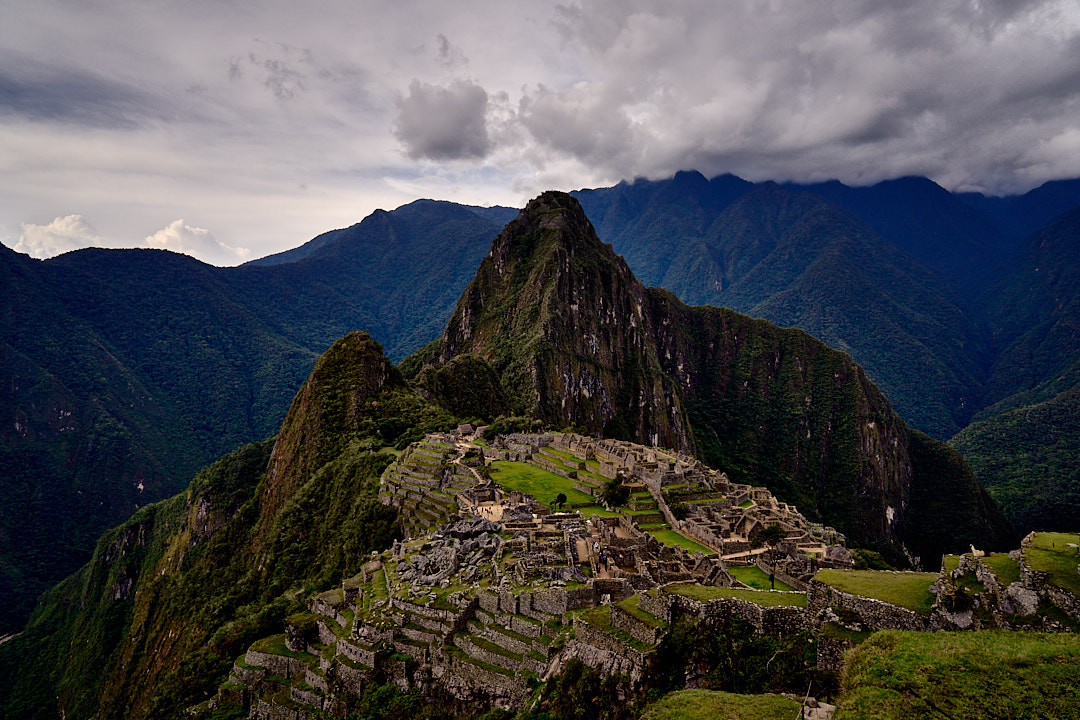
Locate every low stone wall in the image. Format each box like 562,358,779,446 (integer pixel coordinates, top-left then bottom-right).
290,685,325,711
453,634,520,672
402,626,439,644
480,625,534,656
1022,558,1080,623
609,604,664,646
335,661,373,693
229,659,266,685
250,698,309,720
310,599,347,628
304,668,327,693
807,581,928,632
659,588,809,637
336,638,376,667
754,558,808,592
815,635,853,674
442,652,523,696
568,618,650,683
393,639,428,662
637,591,668,621
245,650,310,679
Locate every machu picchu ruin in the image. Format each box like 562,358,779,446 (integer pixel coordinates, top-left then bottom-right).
213,430,1080,719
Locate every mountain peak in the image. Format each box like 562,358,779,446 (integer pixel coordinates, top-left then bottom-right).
485,191,611,267
438,192,694,449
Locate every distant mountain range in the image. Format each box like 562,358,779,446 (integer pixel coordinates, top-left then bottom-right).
1,170,1076,632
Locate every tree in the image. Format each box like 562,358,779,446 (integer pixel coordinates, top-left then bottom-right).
753,524,787,589
600,476,630,508
554,492,568,510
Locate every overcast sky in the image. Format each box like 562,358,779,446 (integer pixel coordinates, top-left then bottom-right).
3,0,1079,265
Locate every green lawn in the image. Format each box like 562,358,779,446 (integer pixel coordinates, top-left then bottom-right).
814,569,937,614
488,461,594,506
642,689,801,720
1026,532,1080,596
665,584,807,608
729,565,795,592
838,630,1080,720
578,504,621,518
645,527,715,555
981,553,1021,586
542,447,586,465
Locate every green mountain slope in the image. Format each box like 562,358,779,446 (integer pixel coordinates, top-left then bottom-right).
0,331,455,719
952,387,1080,533
0,202,508,632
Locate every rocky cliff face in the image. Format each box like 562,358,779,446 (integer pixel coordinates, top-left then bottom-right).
439,192,695,452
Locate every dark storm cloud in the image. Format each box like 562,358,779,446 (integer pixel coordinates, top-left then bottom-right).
526,0,1080,193
394,79,491,160
0,58,169,128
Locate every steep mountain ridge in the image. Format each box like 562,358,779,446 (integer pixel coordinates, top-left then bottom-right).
438,192,694,451
0,331,444,719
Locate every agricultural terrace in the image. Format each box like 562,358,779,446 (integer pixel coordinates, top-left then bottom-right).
838,630,1080,720
643,526,715,555
814,569,937,614
487,461,592,506
728,565,796,592
665,583,808,608
642,689,802,720
1026,532,1080,595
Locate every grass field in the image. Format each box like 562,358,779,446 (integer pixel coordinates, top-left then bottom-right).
729,565,795,592
814,569,937,614
981,552,1021,586
1026,532,1080,595
665,584,807,608
488,461,594,506
839,630,1080,719
644,527,716,555
642,689,801,720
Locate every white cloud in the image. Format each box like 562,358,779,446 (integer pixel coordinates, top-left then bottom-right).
143,220,251,266
14,215,106,258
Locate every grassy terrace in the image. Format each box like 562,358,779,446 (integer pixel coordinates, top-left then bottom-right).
249,634,317,661
665,584,807,608
839,630,1080,720
814,569,937,614
729,564,795,592
642,689,801,720
617,594,668,629
489,459,625,517
578,605,654,651
541,447,586,465
644,527,715,556
981,552,1021,586
1026,532,1080,596
489,461,593,505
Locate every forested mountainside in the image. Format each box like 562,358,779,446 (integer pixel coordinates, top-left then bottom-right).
0,194,1014,719
0,201,509,633
2,171,1076,632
